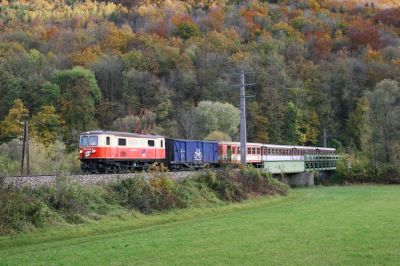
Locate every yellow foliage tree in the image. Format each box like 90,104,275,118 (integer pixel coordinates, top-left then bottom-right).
205,131,232,141
70,45,102,66
100,24,135,53
0,99,29,142
31,105,63,146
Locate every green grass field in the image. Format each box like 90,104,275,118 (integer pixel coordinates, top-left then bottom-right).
1,185,400,265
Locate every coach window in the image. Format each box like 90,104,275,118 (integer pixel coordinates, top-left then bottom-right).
257,148,261,154
148,140,155,147
106,137,110,145
118,138,126,146
238,147,240,153
247,147,251,154
160,140,163,148
252,147,256,154
232,147,236,154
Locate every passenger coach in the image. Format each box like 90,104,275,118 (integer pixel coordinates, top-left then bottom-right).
218,141,263,166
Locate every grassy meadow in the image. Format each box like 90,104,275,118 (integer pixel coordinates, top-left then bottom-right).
1,185,399,265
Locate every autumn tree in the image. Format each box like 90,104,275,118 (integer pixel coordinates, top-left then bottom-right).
345,97,369,149
364,79,400,176
282,101,303,145
247,101,269,143
303,111,320,146
205,131,232,141
0,69,22,119
113,110,157,134
31,106,63,146
173,22,201,40
0,99,29,143
52,67,101,148
347,22,381,51
193,101,240,139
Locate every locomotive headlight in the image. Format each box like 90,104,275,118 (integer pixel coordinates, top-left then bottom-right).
92,149,96,153
80,150,83,154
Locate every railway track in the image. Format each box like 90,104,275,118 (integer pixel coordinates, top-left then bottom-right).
2,171,199,188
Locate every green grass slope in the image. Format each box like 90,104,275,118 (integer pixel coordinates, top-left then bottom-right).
1,185,400,265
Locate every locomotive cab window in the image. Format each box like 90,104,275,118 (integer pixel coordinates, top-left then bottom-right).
80,136,88,147
106,137,110,145
88,136,98,146
148,140,155,147
118,138,126,146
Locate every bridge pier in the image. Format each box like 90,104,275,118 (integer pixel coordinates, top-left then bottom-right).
281,172,315,187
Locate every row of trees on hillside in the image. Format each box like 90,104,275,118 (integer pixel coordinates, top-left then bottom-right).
0,0,399,179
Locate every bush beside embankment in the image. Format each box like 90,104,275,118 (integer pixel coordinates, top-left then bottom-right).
331,153,400,184
0,167,289,235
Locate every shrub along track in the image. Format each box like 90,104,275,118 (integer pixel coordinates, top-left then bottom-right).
3,171,198,188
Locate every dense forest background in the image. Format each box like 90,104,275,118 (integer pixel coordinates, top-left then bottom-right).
0,0,399,180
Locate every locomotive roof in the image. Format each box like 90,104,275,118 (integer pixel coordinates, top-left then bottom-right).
80,130,164,139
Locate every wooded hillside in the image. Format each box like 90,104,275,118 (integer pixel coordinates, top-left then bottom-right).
0,0,399,179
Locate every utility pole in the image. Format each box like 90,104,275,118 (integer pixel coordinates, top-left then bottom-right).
239,71,247,165
20,121,30,175
323,128,327,148
26,120,30,175
232,70,255,165
20,121,26,175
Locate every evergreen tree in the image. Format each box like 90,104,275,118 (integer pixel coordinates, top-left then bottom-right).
282,101,303,145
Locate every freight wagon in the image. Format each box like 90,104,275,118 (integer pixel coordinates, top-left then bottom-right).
165,139,219,170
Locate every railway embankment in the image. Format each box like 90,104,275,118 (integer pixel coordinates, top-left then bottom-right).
0,167,290,235
2,171,197,188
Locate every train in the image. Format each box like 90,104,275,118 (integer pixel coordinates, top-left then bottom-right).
79,130,336,173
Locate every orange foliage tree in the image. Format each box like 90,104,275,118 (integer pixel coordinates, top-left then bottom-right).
346,21,381,50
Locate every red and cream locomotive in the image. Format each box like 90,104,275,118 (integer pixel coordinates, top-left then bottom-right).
79,131,165,172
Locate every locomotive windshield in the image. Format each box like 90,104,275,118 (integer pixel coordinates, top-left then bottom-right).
89,136,98,146
80,136,88,146
80,135,98,146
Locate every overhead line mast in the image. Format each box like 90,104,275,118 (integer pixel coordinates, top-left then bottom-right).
231,70,255,165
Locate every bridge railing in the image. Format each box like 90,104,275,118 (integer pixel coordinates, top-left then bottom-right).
304,154,339,171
